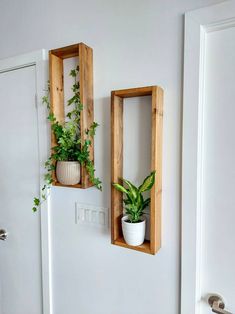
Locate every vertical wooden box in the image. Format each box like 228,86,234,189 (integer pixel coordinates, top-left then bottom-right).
49,43,94,188
111,86,163,255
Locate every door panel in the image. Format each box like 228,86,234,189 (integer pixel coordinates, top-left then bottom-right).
0,65,42,314
200,27,235,314
182,2,235,314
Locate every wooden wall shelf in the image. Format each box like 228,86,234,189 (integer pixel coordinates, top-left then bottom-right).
49,43,94,189
111,86,163,255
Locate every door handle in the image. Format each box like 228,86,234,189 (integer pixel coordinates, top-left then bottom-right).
0,229,8,241
208,295,233,314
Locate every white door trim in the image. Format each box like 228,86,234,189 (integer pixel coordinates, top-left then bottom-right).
0,50,51,314
181,1,235,314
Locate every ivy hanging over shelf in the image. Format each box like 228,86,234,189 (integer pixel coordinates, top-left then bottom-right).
32,66,102,212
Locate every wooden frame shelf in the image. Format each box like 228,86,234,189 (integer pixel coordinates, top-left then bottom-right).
111,86,163,255
49,43,94,189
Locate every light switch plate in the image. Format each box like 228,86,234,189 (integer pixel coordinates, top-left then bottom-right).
75,202,109,227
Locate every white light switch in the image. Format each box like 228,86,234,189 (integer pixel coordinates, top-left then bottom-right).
85,209,90,222
75,203,108,228
91,210,97,223
99,212,105,225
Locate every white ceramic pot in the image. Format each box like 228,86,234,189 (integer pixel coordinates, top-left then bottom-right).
121,215,146,246
56,161,81,185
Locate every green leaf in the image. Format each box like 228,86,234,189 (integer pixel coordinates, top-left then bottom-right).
124,198,131,205
67,112,72,119
120,175,154,222
142,197,151,210
112,183,128,194
34,198,40,206
67,95,77,106
32,65,103,213
122,178,138,200
85,140,92,146
136,192,144,209
70,69,77,77
138,171,156,193
48,112,56,122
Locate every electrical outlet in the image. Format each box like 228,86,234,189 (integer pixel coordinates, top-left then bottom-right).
75,203,108,227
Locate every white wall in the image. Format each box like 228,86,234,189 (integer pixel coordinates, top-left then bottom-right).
0,0,223,313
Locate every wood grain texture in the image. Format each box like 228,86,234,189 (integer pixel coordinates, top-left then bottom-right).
79,43,94,188
150,86,163,254
53,182,82,188
49,53,64,124
114,237,151,254
50,43,78,59
49,43,94,189
113,86,153,98
49,52,64,183
111,86,164,255
111,93,124,242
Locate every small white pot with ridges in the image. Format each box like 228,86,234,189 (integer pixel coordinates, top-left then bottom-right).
121,215,146,246
56,161,80,185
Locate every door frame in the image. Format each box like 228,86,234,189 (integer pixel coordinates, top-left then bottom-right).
0,50,52,314
181,1,235,314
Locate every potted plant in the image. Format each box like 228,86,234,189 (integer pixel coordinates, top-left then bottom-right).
113,171,156,246
32,66,102,212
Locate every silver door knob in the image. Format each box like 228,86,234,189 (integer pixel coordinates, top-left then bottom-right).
208,295,233,314
0,229,8,241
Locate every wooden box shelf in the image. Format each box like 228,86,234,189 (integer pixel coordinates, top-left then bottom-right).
111,86,163,255
49,43,94,189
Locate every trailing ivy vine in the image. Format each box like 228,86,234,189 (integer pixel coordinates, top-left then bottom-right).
32,66,102,212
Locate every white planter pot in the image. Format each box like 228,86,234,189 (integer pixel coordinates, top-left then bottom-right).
121,215,146,246
56,161,81,185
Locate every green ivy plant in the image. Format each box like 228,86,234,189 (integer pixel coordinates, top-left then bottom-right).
112,171,156,223
32,66,102,212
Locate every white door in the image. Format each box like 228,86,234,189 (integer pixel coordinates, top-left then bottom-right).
0,54,48,314
182,2,235,314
